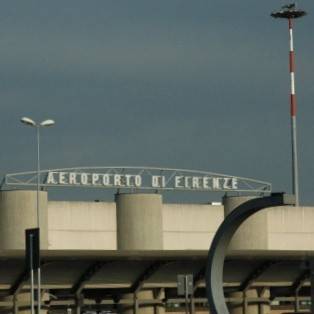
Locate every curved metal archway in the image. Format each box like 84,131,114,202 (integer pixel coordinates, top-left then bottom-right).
205,193,295,314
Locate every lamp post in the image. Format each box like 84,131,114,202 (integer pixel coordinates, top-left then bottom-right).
271,3,306,206
21,117,55,314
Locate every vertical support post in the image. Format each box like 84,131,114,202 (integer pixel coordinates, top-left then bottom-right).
76,303,80,314
271,7,306,206
36,126,41,314
37,268,41,314
178,274,193,314
153,288,164,314
13,295,18,314
133,293,139,314
154,303,158,314
288,17,299,206
26,229,39,314
184,276,189,314
258,289,266,314
257,291,262,314
76,294,82,314
294,291,300,313
153,289,158,314
243,291,248,314
30,234,35,314
190,295,195,314
36,126,40,230
310,261,314,314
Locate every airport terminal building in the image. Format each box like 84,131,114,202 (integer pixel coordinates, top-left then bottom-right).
1,167,314,314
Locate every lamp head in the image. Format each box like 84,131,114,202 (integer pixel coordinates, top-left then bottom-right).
271,4,306,19
40,119,55,127
21,117,36,127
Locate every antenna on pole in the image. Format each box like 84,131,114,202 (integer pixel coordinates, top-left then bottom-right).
271,3,306,206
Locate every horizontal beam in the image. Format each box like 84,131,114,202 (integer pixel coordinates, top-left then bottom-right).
0,296,310,309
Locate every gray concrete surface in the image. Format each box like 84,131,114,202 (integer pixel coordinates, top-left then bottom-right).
48,200,116,249
116,193,163,250
228,289,270,314
223,195,268,250
162,203,223,250
0,190,48,249
44,195,314,251
206,194,292,314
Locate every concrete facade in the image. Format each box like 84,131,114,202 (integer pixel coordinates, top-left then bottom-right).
162,203,223,250
223,195,268,250
1,190,314,252
0,190,48,250
0,190,313,314
46,197,224,250
47,197,314,251
48,200,116,249
116,193,163,250
267,205,314,250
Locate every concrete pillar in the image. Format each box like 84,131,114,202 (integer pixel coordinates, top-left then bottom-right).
228,289,270,314
75,294,83,314
116,193,163,250
258,289,271,314
223,195,268,250
154,289,165,314
3,292,49,314
116,193,163,314
0,190,48,249
120,291,164,314
13,295,18,314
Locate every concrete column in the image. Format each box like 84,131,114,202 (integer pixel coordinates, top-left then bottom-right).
257,289,271,314
154,289,165,314
0,190,48,249
228,290,270,314
223,195,268,250
75,294,83,314
120,291,164,314
4,292,49,314
116,193,163,250
13,295,18,314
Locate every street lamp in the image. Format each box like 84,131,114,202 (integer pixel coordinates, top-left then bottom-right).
21,117,55,228
271,3,307,206
20,116,55,314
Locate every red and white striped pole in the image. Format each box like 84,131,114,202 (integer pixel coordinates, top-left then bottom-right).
271,5,306,206
288,17,299,206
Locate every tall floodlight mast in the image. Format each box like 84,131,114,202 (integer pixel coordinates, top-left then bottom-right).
271,3,306,206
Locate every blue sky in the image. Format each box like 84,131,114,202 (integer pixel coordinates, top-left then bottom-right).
1,1,313,203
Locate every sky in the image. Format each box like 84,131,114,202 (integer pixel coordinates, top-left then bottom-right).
1,1,313,204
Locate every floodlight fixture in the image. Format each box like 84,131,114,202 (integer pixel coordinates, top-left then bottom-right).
271,4,306,19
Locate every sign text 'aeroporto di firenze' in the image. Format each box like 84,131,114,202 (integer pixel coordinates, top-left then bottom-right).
3,167,272,193
46,171,238,191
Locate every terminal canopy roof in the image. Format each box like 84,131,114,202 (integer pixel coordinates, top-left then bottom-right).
0,250,312,310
